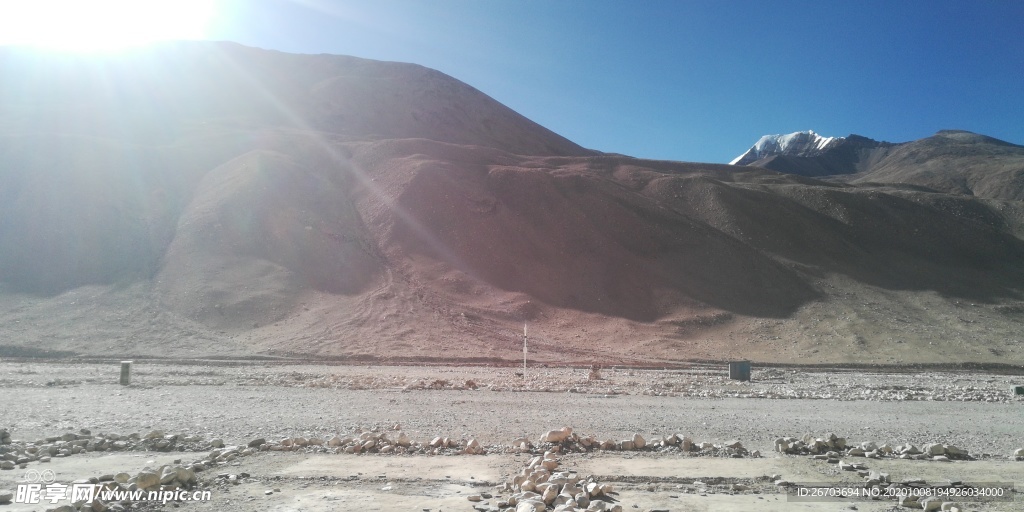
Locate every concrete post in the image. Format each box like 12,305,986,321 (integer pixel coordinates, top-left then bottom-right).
120,361,132,386
729,361,751,382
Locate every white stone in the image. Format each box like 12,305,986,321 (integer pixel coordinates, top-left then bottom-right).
516,499,545,512
944,445,967,458
542,485,557,504
679,435,693,450
541,428,572,443
135,471,160,489
396,432,412,447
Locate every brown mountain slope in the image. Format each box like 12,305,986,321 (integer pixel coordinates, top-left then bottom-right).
0,43,1023,365
850,130,1024,201
155,149,383,331
0,42,592,156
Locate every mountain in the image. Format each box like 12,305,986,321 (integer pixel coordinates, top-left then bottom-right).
729,130,844,166
732,129,1024,200
850,130,1024,201
0,42,593,157
1,43,1023,365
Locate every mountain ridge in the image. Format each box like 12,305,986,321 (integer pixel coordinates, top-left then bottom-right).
732,129,1024,200
1,42,1023,365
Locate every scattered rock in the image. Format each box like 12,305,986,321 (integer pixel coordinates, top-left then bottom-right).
631,434,646,449
135,471,160,490
541,428,573,443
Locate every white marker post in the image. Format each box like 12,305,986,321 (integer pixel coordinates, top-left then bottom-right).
522,323,528,378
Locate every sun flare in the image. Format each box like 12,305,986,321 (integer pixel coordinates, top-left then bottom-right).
0,0,215,52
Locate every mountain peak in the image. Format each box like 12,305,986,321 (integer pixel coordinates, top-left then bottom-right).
730,130,843,165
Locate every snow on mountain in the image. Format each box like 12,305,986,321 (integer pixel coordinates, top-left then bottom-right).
730,130,844,166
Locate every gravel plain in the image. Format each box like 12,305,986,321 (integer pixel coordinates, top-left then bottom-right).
1,361,1022,512
3,362,1023,455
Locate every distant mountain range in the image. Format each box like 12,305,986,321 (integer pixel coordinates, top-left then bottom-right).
731,130,1024,200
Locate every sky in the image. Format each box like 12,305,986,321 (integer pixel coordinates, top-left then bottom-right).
2,0,1023,163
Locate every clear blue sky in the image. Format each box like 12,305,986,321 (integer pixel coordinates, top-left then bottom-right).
32,0,1024,163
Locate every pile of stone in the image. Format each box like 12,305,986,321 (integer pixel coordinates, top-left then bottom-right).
898,495,962,512
202,443,259,465
0,429,208,472
251,430,489,456
1,428,11,445
33,464,200,512
519,427,755,458
776,457,972,512
471,450,623,512
402,378,481,391
888,479,970,511
775,433,971,461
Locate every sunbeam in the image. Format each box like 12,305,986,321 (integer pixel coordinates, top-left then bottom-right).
0,0,215,52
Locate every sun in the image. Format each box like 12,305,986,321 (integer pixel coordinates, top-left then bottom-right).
0,0,216,52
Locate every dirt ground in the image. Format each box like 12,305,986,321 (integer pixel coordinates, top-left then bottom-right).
1,361,1022,512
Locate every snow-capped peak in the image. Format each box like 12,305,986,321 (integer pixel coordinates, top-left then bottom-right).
730,130,844,166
